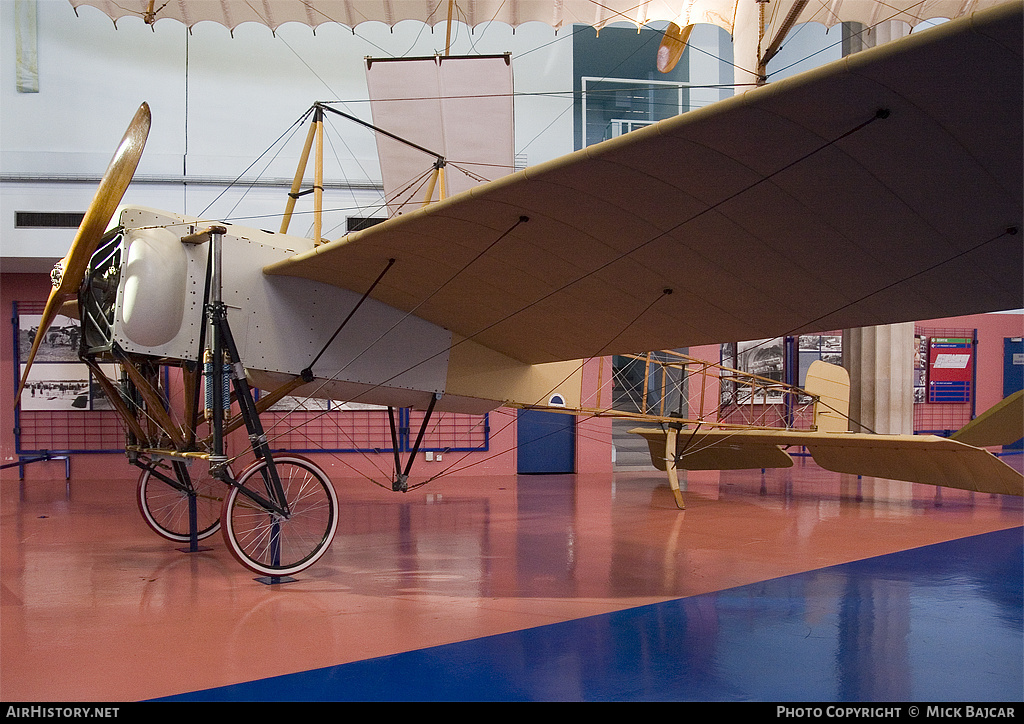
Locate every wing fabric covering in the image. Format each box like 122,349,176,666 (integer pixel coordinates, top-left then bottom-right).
68,0,1015,34
265,2,1023,365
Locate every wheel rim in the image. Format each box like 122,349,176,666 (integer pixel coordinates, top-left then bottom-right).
137,466,223,543
221,456,338,576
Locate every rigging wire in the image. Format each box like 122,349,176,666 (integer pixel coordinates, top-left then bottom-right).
198,2,908,228
281,107,897,480
412,287,677,486
178,104,894,487
197,106,315,220
124,4,979,490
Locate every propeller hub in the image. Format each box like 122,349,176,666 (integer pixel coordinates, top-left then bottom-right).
50,260,65,288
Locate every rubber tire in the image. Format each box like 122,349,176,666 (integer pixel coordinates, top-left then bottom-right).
220,455,338,577
137,464,223,543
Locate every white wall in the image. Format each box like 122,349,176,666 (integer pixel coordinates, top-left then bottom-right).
0,0,577,269
2,1,862,272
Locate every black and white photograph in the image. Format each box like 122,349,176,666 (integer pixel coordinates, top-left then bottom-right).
18,362,91,411
89,363,120,411
18,313,81,363
736,338,785,403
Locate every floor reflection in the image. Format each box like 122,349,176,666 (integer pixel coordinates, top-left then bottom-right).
163,528,1022,702
2,462,1021,701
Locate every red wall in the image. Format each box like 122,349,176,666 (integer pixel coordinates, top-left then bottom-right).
0,274,93,479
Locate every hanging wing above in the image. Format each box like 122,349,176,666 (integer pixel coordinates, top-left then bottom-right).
69,0,1014,34
264,2,1023,365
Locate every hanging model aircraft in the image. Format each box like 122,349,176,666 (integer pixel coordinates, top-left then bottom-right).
14,0,1023,578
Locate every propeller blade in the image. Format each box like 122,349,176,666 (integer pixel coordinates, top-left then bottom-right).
56,102,151,298
657,23,693,74
58,299,80,320
15,102,151,407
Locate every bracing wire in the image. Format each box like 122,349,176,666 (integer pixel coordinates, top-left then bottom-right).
122,3,986,490
192,105,895,488
197,107,316,221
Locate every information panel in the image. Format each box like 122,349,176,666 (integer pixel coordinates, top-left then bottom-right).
927,337,974,403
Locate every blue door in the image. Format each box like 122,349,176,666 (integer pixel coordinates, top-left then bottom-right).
1004,337,1023,450
517,409,575,474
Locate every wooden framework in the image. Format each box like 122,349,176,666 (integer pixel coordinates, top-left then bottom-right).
279,0,465,238
73,225,341,579
519,348,824,432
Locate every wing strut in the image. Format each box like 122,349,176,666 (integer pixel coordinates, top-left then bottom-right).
758,0,809,80
305,257,397,375
280,101,447,244
665,424,685,509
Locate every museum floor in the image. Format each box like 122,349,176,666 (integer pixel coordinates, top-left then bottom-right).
2,458,1022,702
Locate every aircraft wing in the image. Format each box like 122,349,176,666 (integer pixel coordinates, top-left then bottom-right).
69,0,1014,34
264,2,1023,365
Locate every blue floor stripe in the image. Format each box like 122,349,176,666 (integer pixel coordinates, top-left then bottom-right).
158,527,1023,702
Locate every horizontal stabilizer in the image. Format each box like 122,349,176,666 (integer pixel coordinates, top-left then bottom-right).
801,433,1022,496
630,428,1023,496
950,390,1024,448
637,429,795,471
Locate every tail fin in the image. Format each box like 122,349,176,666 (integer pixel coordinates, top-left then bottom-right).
950,389,1024,448
804,361,850,433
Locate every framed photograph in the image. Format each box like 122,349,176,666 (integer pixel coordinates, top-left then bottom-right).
19,362,91,411
89,363,120,411
18,313,81,363
737,338,785,403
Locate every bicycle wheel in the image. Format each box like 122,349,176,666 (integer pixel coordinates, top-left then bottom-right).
137,463,224,543
220,455,339,577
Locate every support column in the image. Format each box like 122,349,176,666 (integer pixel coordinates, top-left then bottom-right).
843,323,915,434
840,21,914,436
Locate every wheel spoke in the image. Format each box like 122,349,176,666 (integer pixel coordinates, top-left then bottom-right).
221,456,338,576
138,466,222,543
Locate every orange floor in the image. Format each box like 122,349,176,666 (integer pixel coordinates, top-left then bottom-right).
2,458,1022,702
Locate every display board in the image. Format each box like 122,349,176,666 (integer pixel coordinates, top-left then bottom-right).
913,326,976,435
12,301,125,456
927,337,974,403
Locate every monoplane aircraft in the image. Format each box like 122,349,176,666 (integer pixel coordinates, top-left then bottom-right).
15,0,1024,578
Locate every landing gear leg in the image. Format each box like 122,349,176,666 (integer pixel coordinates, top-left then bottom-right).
200,225,338,581
387,393,440,492
665,426,685,510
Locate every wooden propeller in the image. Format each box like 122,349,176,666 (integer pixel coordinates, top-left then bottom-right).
15,102,151,407
657,23,694,73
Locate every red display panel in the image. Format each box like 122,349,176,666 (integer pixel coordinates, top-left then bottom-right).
927,337,974,403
